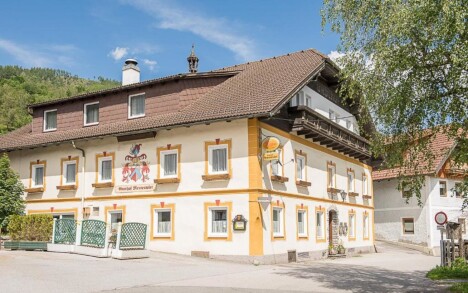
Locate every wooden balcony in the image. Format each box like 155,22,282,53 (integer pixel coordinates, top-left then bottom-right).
288,106,371,162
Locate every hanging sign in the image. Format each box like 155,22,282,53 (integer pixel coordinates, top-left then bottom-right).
262,136,281,161
232,215,247,231
435,211,448,225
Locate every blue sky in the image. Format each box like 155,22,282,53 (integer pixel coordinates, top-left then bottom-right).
0,0,340,81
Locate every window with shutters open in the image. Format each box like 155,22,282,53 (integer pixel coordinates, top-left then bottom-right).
128,93,145,119
84,102,99,126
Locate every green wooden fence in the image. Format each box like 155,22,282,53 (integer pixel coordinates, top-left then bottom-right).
119,222,147,249
80,220,107,248
54,219,77,244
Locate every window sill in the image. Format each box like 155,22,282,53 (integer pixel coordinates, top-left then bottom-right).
363,194,372,199
348,192,359,197
271,175,289,183
128,114,146,120
43,128,57,133
327,187,341,194
272,235,285,240
56,185,77,191
348,237,356,241
92,182,114,188
25,187,44,193
154,178,180,184
83,122,99,127
296,180,311,187
202,174,230,181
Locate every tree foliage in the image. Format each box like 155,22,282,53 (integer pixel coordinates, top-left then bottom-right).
322,0,467,206
0,66,119,134
0,153,25,232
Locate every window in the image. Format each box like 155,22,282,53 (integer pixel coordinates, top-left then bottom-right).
296,154,306,181
402,218,414,234
272,207,284,237
271,149,283,177
161,150,178,178
32,164,45,187
52,214,75,220
62,160,77,185
455,182,462,198
439,181,447,197
327,162,336,188
290,91,304,107
363,213,369,240
316,209,325,240
363,174,369,195
347,170,355,192
128,93,145,118
348,212,356,239
98,156,113,183
209,207,228,237
208,144,228,174
92,207,100,216
297,209,308,238
84,102,99,126
155,210,172,236
110,211,123,233
401,182,412,198
43,109,57,131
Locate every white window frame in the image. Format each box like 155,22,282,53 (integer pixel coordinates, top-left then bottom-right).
347,171,355,192
32,164,45,187
349,213,356,238
272,207,284,237
402,218,415,235
296,155,306,181
153,208,172,237
316,210,325,239
208,207,228,238
43,109,57,132
297,209,307,237
328,165,336,188
98,156,113,183
62,160,77,185
439,180,447,197
160,149,178,178
208,144,229,175
83,102,99,126
128,93,146,119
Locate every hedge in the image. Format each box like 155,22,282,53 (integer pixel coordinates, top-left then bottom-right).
7,214,53,241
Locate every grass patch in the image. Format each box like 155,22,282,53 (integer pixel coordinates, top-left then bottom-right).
427,258,468,280
450,282,468,293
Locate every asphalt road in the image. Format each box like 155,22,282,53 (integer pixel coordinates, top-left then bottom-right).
0,242,447,293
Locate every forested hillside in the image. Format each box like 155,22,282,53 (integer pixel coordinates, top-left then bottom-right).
0,66,120,134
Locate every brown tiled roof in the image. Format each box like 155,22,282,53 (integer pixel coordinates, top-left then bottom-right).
0,49,327,151
372,130,456,180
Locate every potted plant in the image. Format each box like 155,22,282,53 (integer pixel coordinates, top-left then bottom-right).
337,244,346,254
328,244,337,255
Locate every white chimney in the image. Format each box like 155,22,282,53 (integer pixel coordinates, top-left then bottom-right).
122,59,140,85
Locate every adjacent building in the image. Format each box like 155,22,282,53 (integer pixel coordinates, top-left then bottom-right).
373,130,467,255
0,49,375,263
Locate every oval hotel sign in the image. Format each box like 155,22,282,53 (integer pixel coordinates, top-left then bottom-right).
262,136,281,160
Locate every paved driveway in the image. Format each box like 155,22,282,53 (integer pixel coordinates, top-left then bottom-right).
0,242,447,293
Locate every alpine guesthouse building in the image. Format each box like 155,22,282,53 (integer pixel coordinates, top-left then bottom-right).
0,49,375,263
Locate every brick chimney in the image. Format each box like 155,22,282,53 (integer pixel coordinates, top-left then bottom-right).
122,59,140,85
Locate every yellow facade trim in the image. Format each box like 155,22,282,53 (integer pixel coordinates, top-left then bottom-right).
59,156,79,188
27,208,78,218
29,160,47,190
296,204,309,240
259,121,372,170
95,152,115,185
248,118,264,256
204,139,232,178
315,206,326,243
271,201,286,241
150,203,175,241
348,209,356,241
156,145,181,182
104,205,126,224
204,201,232,241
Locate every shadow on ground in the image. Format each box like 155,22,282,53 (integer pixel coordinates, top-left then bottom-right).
275,262,448,293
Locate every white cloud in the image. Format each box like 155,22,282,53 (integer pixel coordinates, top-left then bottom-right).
143,59,157,71
120,0,257,62
328,50,346,67
109,47,129,60
0,38,52,67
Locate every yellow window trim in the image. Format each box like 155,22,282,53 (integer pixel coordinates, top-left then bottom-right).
348,209,356,241
204,139,232,178
315,206,326,243
347,168,355,194
204,201,232,241
59,156,79,188
95,152,115,185
156,145,181,182
363,211,370,240
29,160,47,190
150,203,175,241
296,205,309,240
271,200,286,241
294,150,308,183
104,205,126,224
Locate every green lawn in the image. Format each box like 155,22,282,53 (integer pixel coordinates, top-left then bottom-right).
427,258,468,293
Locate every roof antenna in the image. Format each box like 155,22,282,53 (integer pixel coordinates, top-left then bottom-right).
187,44,199,73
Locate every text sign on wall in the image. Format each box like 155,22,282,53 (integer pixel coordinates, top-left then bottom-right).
115,184,155,193
262,136,281,161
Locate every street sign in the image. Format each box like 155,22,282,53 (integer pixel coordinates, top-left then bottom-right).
435,211,448,225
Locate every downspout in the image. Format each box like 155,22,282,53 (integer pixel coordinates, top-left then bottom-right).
72,141,86,220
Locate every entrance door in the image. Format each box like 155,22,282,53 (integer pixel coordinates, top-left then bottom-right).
109,211,123,233
328,211,333,245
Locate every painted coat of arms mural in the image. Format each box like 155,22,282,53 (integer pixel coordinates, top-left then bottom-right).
122,144,150,183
